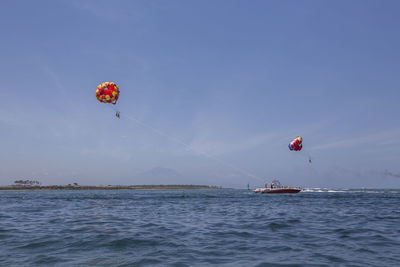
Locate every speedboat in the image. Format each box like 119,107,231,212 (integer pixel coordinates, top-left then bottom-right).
254,187,301,194
254,180,301,194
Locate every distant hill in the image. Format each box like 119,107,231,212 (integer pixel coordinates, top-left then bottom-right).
132,167,187,184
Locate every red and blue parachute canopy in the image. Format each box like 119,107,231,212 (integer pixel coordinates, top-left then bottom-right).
288,136,303,151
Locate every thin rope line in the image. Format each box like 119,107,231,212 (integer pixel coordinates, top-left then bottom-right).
120,112,265,183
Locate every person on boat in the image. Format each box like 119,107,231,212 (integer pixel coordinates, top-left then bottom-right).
265,183,268,188
271,183,274,189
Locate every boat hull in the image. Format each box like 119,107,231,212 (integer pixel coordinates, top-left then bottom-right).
254,188,301,194
262,188,301,194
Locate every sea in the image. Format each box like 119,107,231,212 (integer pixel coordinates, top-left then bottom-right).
0,189,399,266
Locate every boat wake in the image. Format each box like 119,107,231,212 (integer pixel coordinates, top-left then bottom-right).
302,188,400,193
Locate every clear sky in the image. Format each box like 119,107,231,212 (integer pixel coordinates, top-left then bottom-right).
1,0,399,188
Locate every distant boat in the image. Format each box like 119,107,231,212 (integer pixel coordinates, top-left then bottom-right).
254,187,301,194
254,180,301,194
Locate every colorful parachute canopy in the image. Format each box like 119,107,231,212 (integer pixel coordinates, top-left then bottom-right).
96,82,120,105
288,136,303,151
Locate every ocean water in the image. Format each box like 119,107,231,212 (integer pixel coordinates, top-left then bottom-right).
0,189,399,266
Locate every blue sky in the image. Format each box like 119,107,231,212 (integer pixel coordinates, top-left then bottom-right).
1,0,399,188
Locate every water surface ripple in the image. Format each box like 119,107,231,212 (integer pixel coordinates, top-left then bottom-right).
0,189,399,266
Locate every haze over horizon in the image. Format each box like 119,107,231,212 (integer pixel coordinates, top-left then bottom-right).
1,0,400,189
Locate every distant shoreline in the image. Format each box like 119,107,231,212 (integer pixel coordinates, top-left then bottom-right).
0,185,226,191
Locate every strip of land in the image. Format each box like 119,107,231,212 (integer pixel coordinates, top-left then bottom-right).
0,185,224,191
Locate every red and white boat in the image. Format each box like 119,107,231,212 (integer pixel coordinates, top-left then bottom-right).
254,180,301,194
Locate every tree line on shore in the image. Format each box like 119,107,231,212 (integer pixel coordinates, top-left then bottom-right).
14,180,41,186
2,181,223,190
